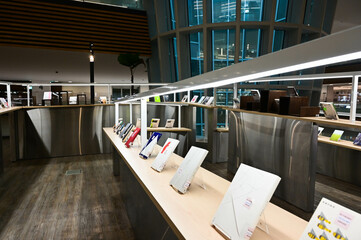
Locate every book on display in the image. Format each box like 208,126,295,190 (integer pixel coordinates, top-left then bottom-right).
116,124,125,135
318,127,324,136
139,132,162,159
198,96,205,104
0,98,8,108
125,128,141,148
169,146,208,194
205,96,214,105
212,164,281,240
191,95,199,103
320,102,339,120
330,130,344,141
150,118,160,128
151,138,180,172
113,118,123,132
154,96,161,102
122,125,134,142
165,119,175,128
181,95,188,102
299,198,361,240
136,118,141,128
43,92,52,100
119,123,132,138
202,96,210,104
353,133,361,146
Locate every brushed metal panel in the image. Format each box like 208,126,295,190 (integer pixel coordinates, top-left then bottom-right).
228,111,317,211
317,143,361,187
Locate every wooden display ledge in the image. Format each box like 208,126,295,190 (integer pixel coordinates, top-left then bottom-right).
104,127,307,240
215,128,229,132
176,102,216,109
0,107,22,115
147,127,192,132
224,107,361,130
318,135,361,151
23,103,114,109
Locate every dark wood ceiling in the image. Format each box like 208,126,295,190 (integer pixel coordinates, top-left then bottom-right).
0,0,151,56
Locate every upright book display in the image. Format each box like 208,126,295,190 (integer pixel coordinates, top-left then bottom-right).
151,138,180,172
300,198,361,240
139,132,162,159
212,164,281,240
169,146,208,194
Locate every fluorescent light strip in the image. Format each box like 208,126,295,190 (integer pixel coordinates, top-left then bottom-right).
117,50,361,102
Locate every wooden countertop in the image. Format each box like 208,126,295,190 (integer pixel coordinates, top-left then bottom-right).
147,127,192,132
0,106,23,115
23,103,114,109
215,128,229,132
103,127,307,240
318,135,361,151
224,107,361,130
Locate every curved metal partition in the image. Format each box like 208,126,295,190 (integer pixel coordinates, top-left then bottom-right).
228,111,318,212
17,106,114,159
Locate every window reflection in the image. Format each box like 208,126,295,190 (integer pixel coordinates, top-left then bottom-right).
188,0,203,26
239,29,261,62
169,0,176,30
190,32,204,76
81,0,143,9
172,37,179,81
212,0,236,23
275,0,288,22
272,30,284,52
212,29,235,70
240,0,263,21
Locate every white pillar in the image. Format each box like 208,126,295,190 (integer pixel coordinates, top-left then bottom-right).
178,105,181,128
115,103,119,125
350,75,359,122
27,85,30,106
187,90,190,102
129,102,133,124
213,88,217,106
225,110,229,128
174,93,176,102
107,85,111,103
233,83,238,99
140,98,147,147
6,84,11,107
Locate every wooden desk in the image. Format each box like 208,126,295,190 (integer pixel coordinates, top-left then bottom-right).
147,127,192,132
104,127,307,240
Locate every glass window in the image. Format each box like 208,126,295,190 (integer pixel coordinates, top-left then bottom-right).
189,32,204,76
85,0,143,9
172,37,179,81
275,0,288,22
239,29,261,62
169,0,176,30
212,0,236,23
188,0,203,26
304,0,324,28
272,30,284,52
212,29,235,70
241,0,263,21
216,88,233,128
193,90,205,136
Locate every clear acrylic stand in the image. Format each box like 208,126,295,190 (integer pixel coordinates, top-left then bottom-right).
194,169,207,190
257,211,272,239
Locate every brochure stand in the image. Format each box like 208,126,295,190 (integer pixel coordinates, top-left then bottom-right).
257,211,270,236
194,170,207,190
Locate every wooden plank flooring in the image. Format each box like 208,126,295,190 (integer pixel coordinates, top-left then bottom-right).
0,154,134,240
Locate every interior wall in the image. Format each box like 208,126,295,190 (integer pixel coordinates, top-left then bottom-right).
0,46,148,84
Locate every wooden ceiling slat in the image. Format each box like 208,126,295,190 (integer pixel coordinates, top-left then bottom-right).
0,0,151,55
0,25,149,43
0,32,150,49
0,20,150,40
4,0,148,22
0,7,149,31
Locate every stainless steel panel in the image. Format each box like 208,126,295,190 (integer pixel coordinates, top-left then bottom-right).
317,143,361,187
213,132,228,163
19,106,114,159
228,111,317,211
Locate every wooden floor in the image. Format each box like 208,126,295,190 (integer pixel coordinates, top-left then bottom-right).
202,161,361,220
0,154,134,240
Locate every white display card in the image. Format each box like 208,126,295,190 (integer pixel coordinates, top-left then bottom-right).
43,92,52,100
191,95,199,103
212,164,281,240
198,96,205,104
151,138,180,172
299,198,361,240
169,146,208,194
205,96,214,105
150,118,160,128
165,119,175,128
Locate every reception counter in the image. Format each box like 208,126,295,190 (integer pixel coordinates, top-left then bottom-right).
104,127,307,240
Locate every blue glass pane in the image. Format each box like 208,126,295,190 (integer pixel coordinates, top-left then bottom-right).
275,0,288,22
212,29,235,70
188,0,203,26
173,38,179,81
239,29,261,61
241,0,263,21
193,90,205,136
189,32,204,76
272,30,284,52
169,0,176,30
212,0,236,23
304,0,323,28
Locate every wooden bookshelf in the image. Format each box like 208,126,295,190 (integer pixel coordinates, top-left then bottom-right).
318,135,361,151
